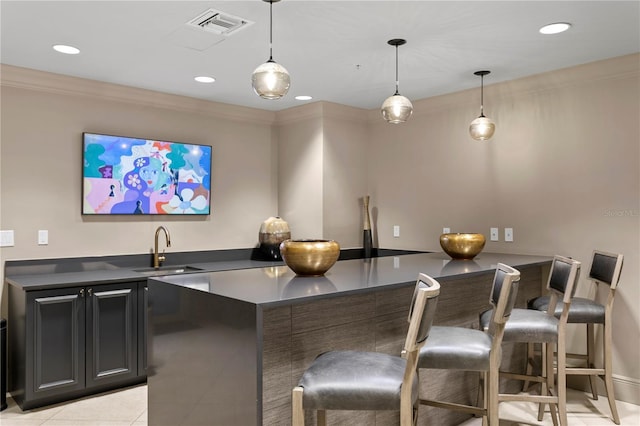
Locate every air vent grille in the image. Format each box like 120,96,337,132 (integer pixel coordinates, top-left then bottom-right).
187,9,253,36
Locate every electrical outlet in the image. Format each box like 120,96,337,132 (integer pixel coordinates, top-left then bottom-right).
443,227,450,234
393,225,400,238
490,227,499,241
505,228,514,242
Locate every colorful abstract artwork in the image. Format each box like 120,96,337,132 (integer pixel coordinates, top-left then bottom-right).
82,133,212,215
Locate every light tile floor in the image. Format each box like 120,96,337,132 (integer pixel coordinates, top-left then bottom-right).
459,388,640,426
0,385,147,426
1,385,639,425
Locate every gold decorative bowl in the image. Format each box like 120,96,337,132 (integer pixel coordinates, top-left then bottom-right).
280,239,340,276
439,233,486,260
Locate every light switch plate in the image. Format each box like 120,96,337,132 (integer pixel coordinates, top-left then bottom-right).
0,230,15,247
505,228,514,242
393,225,400,238
490,227,499,241
38,230,49,245
443,227,450,234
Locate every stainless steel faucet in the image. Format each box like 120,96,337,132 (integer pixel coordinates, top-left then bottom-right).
153,226,171,268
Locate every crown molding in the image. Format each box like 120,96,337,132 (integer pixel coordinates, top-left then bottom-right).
0,64,276,125
275,101,368,125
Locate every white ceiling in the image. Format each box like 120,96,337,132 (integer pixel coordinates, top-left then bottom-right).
1,1,638,112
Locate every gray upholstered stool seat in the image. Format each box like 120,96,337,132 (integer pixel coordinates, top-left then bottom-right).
480,308,559,343
528,296,605,324
419,326,492,371
298,350,416,411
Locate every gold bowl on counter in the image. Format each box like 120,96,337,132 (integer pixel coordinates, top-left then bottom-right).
280,239,340,276
439,233,486,260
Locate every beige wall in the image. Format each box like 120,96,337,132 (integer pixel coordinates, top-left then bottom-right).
366,54,639,402
322,103,370,247
275,102,370,247
0,65,279,309
275,54,640,403
274,106,324,239
1,54,639,402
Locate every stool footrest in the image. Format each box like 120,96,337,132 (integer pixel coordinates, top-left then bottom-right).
565,367,604,376
419,398,486,416
499,394,557,404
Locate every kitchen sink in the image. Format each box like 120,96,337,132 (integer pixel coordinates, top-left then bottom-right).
133,265,203,276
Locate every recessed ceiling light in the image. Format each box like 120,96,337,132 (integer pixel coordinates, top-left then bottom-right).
539,22,572,35
295,95,312,101
194,76,215,83
53,44,80,54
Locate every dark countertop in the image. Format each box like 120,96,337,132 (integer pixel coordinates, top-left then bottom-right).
3,248,421,290
150,252,552,307
4,258,284,290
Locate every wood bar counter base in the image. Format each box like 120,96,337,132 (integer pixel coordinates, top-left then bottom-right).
146,252,551,426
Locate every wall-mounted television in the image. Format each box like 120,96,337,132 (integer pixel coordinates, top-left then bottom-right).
82,132,212,215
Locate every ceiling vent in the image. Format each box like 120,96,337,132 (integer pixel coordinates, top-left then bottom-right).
187,9,254,36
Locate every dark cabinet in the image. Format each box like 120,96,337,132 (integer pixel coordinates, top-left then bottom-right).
84,283,139,387
27,287,86,402
9,281,145,410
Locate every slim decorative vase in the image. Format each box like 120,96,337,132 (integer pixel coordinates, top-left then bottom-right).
362,195,373,258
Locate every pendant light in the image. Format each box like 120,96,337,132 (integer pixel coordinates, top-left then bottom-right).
469,70,495,140
381,39,413,124
251,0,290,99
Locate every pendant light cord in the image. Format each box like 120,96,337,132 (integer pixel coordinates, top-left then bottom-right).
395,44,400,95
268,0,274,61
479,74,485,117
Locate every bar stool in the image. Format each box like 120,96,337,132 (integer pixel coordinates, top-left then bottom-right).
418,263,521,426
292,273,440,426
479,255,581,426
527,250,624,424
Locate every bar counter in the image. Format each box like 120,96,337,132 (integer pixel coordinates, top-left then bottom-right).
147,252,551,425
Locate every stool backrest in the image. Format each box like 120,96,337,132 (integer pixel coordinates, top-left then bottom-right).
487,263,520,334
589,251,624,290
401,274,440,416
546,255,581,313
404,273,440,355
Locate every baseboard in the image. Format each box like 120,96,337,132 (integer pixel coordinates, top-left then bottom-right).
611,374,640,405
568,374,640,405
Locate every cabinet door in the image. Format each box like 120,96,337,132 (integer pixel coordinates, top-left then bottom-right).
26,287,85,401
85,282,138,388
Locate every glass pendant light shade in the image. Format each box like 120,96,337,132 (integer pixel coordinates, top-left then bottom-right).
381,39,412,124
252,0,290,100
252,60,290,99
469,115,496,140
381,94,413,124
469,70,495,140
